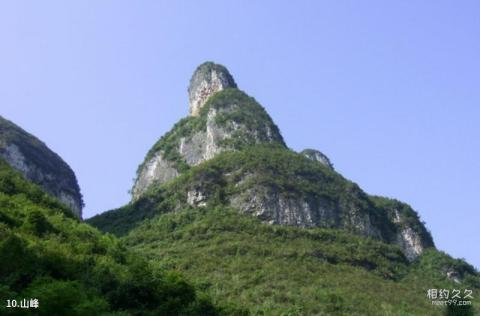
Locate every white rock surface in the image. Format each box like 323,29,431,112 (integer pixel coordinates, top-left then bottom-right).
393,209,427,260
0,116,83,218
301,149,334,170
132,153,179,199
188,62,237,116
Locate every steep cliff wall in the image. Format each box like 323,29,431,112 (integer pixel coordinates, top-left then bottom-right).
0,116,83,218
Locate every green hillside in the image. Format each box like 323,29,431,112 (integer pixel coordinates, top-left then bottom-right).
0,159,233,316
107,207,478,315
89,146,479,315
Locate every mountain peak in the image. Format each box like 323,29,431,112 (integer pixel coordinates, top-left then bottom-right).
188,62,237,116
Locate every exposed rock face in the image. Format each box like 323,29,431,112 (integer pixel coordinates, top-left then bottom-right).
184,174,430,260
391,209,427,260
446,268,462,284
185,173,385,239
229,185,382,239
132,153,179,198
230,186,320,227
187,189,208,207
0,116,83,218
188,62,237,116
395,227,426,261
179,107,236,165
375,199,435,260
301,149,334,170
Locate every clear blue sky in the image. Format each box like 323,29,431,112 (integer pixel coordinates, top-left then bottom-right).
1,1,479,269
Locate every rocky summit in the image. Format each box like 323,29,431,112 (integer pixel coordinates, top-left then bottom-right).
132,62,285,199
188,62,237,116
114,62,436,260
0,115,83,218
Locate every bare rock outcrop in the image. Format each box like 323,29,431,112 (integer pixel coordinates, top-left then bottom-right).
188,62,237,116
0,116,83,218
301,149,334,170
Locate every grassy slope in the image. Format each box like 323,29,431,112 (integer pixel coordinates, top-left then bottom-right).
0,159,233,316
123,208,478,315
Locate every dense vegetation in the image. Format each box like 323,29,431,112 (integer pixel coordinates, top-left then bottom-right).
89,145,478,315
124,208,478,315
0,159,233,315
206,89,285,149
87,191,166,237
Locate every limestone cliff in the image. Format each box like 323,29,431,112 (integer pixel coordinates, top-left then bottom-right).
370,197,435,260
0,115,83,218
127,61,435,260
